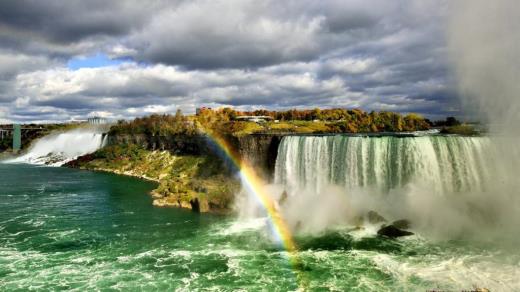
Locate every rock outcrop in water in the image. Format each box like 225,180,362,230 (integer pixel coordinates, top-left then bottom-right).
376,218,413,238
377,224,414,238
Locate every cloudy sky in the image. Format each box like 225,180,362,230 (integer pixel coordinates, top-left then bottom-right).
0,0,460,123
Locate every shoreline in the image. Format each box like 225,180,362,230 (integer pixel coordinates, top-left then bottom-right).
74,165,161,184
64,149,238,214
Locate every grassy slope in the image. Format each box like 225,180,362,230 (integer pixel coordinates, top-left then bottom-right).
440,124,480,135
69,144,239,212
226,120,331,136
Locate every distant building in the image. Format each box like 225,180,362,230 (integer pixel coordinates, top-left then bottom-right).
234,115,274,123
88,117,107,124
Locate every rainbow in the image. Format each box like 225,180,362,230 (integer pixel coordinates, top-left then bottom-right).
199,125,307,289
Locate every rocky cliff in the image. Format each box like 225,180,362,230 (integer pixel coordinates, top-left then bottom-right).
107,134,208,155
232,134,283,180
108,133,285,180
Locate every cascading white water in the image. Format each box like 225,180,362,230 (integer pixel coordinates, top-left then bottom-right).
263,134,515,236
6,128,107,166
274,135,493,195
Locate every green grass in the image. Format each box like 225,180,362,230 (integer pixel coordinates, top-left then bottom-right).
440,124,479,135
73,144,239,211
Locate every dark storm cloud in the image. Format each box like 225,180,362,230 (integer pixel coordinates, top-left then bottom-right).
0,0,154,43
0,0,172,60
130,0,395,69
33,96,104,110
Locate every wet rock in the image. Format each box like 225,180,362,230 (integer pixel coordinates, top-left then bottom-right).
199,198,210,213
391,219,411,230
189,197,210,213
180,201,192,209
190,198,200,213
367,210,387,224
153,197,179,208
150,190,164,199
377,225,413,238
152,199,169,207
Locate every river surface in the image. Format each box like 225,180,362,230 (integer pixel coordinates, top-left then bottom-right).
1,163,519,291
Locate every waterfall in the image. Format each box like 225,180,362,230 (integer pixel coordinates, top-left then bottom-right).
264,135,510,235
6,128,107,166
274,135,492,195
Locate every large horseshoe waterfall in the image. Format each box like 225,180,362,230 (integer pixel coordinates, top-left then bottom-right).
274,135,492,195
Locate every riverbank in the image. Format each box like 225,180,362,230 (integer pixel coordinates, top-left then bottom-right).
65,144,239,213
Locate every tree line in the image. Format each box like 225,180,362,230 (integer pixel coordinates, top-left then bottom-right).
111,107,442,136
198,107,431,132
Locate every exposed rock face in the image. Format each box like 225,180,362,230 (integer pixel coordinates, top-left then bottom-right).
198,199,210,213
190,198,200,212
153,196,212,213
233,134,283,180
152,197,192,210
107,134,208,155
107,133,284,180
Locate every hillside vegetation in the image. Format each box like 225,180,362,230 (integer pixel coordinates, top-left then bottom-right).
67,144,239,212
196,108,431,136
108,107,432,139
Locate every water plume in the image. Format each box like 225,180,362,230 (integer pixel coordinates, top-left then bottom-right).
447,0,520,240
449,0,520,131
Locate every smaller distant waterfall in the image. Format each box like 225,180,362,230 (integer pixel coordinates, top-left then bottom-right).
6,128,107,166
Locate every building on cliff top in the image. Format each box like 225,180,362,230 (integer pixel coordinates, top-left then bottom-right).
234,115,274,123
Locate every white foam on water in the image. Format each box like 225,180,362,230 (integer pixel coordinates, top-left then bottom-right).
215,218,269,236
348,224,381,240
370,252,520,291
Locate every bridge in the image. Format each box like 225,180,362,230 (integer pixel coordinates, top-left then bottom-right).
0,125,47,153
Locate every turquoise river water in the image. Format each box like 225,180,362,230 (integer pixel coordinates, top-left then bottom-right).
1,163,519,291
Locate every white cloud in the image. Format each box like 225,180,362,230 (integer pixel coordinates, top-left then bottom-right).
0,0,460,122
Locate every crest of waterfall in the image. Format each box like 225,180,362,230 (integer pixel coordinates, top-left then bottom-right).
275,135,493,195
6,128,107,166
